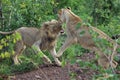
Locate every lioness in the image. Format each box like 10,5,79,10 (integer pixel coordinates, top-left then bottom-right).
0,20,63,66
56,8,118,68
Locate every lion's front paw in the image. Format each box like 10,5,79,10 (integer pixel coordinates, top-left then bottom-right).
54,59,62,66
47,59,52,64
56,61,62,66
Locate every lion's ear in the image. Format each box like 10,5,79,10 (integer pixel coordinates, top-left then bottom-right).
67,7,71,10
42,22,50,30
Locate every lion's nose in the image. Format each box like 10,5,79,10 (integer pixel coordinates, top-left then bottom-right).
60,30,64,34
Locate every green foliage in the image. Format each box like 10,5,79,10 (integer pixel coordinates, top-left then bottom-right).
0,64,11,75
0,58,13,75
61,45,76,65
0,32,21,59
91,0,120,26
0,49,45,75
70,72,77,80
2,0,56,30
93,73,120,80
11,62,37,74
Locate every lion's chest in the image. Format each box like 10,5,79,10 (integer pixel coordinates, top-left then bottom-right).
40,37,56,51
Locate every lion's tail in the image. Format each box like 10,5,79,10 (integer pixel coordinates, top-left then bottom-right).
89,26,115,44
0,31,15,35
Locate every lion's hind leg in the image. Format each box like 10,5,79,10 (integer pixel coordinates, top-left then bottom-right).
13,40,25,64
78,36,113,69
92,47,118,69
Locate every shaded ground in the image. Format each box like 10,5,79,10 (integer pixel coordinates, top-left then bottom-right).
14,64,98,80
1,52,120,80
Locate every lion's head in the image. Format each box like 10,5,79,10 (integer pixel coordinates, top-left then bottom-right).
42,19,64,38
40,19,64,50
57,8,71,23
58,8,82,23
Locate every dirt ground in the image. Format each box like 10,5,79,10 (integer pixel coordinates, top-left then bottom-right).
1,52,120,80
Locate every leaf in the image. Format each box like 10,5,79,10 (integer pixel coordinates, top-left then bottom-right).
11,50,15,55
15,32,21,40
1,53,5,59
6,35,10,39
6,43,9,46
20,3,26,8
4,52,10,58
4,43,7,47
13,39,16,43
1,39,5,44
0,45,3,50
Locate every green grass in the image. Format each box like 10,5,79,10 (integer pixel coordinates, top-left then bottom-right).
0,48,46,75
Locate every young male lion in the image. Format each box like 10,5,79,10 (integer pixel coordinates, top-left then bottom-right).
56,8,118,69
0,20,64,66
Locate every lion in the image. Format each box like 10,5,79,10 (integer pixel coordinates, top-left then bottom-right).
0,19,64,66
56,8,118,69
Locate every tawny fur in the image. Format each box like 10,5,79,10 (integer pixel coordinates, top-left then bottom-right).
0,20,63,66
56,8,118,69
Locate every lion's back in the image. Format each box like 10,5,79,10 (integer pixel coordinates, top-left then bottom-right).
16,27,39,46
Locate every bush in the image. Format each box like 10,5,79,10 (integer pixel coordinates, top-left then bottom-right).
0,32,21,59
